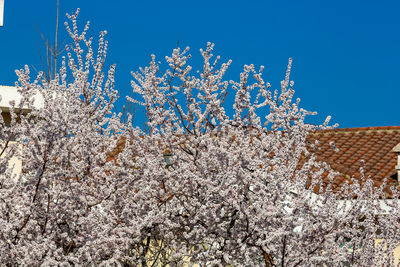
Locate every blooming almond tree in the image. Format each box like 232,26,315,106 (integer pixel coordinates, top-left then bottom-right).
1,9,400,266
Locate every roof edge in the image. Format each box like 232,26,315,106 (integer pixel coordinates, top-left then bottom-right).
324,126,400,131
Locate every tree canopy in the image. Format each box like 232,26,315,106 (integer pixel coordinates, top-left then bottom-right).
1,9,400,266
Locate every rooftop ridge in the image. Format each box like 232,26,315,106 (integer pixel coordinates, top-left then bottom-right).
334,126,400,131
310,126,400,135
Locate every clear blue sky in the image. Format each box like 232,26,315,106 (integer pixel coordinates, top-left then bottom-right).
0,0,398,128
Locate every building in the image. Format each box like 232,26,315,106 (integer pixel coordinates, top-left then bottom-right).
0,0,4,27
0,85,43,177
0,85,43,126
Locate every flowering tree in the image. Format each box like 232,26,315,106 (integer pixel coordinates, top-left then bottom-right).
1,9,400,266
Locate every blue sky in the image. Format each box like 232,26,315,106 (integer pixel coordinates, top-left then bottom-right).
0,0,398,128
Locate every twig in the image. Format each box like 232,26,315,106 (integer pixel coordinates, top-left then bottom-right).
54,0,59,79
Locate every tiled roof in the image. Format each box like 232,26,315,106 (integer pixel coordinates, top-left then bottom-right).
307,126,400,196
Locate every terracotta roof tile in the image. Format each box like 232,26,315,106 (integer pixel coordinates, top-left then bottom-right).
308,126,400,197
